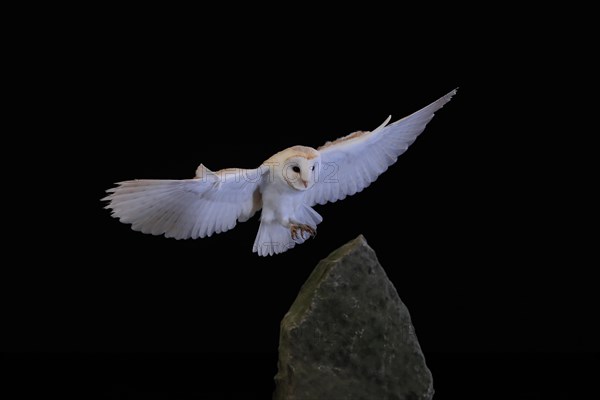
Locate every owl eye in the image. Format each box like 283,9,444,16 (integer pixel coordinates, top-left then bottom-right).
310,165,315,171
292,166,300,173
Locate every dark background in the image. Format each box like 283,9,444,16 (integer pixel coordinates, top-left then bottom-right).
3,8,597,399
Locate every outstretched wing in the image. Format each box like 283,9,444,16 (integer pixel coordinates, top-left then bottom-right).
102,165,267,239
304,88,457,206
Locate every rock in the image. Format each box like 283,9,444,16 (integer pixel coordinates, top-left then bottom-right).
273,235,434,400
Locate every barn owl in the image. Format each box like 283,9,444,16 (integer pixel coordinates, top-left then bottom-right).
103,89,457,256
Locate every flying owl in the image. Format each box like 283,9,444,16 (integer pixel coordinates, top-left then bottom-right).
103,89,457,256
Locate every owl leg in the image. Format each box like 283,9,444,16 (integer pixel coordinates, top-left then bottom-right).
290,223,316,241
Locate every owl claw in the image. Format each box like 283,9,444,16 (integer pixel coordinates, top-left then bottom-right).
290,223,316,241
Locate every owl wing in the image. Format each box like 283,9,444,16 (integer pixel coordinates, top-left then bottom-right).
303,88,457,206
103,164,267,239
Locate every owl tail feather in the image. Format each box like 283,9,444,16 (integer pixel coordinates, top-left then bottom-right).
252,204,323,256
252,221,296,256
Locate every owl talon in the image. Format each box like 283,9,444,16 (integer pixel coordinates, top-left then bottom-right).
290,223,316,240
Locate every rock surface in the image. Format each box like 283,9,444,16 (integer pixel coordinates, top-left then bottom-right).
273,235,434,400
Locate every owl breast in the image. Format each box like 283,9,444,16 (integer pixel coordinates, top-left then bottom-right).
259,181,306,225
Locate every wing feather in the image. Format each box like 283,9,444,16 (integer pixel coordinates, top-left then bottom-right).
103,166,266,239
190,200,204,239
304,89,457,206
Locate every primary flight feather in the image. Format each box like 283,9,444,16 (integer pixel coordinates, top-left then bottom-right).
103,88,457,256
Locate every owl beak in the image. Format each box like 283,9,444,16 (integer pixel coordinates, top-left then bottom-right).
302,180,308,188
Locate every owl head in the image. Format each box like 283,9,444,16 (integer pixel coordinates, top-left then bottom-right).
272,146,320,191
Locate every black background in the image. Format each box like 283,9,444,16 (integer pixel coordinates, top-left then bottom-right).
3,8,597,399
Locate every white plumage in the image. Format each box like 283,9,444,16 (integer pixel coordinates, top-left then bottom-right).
103,89,457,256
